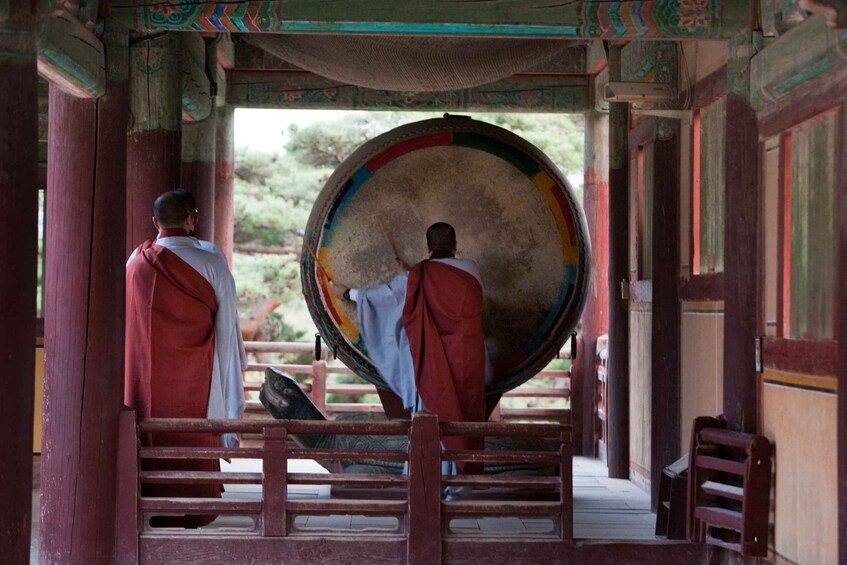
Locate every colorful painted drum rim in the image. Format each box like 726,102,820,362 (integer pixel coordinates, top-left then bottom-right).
302,116,589,396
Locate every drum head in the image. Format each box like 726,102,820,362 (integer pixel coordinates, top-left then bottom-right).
302,117,589,396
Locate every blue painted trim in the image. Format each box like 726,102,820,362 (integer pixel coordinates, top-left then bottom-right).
279,21,581,37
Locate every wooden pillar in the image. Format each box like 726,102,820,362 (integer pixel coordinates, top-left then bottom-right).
606,45,630,479
214,105,235,265
836,98,847,565
181,113,216,241
650,120,681,509
127,33,181,254
579,111,610,457
721,93,759,433
40,25,128,564
0,3,38,564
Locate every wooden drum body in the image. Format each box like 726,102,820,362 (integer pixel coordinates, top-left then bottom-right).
302,117,589,396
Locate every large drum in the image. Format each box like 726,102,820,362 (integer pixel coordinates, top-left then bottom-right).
302,116,589,396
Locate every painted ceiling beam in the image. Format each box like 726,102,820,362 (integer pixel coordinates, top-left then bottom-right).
181,32,212,121
229,70,590,113
232,38,588,75
750,13,847,110
37,11,105,98
108,0,750,40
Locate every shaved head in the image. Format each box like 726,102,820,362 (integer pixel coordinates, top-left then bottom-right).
153,189,197,228
426,222,456,257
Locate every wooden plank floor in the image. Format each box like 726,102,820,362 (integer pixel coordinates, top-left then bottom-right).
29,456,658,562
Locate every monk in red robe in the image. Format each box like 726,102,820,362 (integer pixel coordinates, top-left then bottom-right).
125,189,246,528
402,222,486,473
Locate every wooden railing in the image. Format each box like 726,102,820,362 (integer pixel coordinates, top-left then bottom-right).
243,340,572,423
116,410,574,565
595,334,608,453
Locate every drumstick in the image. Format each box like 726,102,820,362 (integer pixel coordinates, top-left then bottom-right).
380,221,401,260
302,238,331,282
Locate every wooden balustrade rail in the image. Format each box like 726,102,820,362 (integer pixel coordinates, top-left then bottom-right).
116,410,574,565
243,340,572,422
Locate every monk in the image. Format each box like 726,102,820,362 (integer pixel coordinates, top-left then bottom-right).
125,188,246,528
331,222,486,474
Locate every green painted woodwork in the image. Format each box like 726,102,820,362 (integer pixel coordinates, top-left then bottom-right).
699,96,726,275
751,14,847,109
129,32,181,132
789,110,836,339
621,40,680,110
0,0,9,23
109,0,747,39
37,11,105,98
101,20,129,83
727,29,755,96
181,32,212,122
228,71,590,113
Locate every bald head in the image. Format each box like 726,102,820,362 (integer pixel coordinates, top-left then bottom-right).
426,222,456,258
153,189,197,228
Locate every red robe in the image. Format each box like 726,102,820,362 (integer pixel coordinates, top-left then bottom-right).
125,240,221,527
402,261,486,472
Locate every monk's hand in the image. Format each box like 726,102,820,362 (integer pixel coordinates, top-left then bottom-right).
395,258,410,273
329,281,349,299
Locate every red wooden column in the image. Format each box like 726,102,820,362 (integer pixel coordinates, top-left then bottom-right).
836,100,847,565
722,93,759,433
214,105,235,265
181,113,216,241
0,3,38,564
579,111,610,456
650,120,681,509
39,25,128,564
126,33,181,254
606,45,630,479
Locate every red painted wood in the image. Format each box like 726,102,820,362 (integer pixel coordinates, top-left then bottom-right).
650,124,681,511
407,412,441,565
762,337,837,376
214,105,235,266
679,273,723,301
262,427,288,536
722,94,760,434
570,334,584,453
689,65,728,110
692,110,702,274
181,160,216,241
559,431,573,540
116,410,140,565
0,10,38,565
41,78,127,563
779,132,793,337
837,101,847,565
126,128,181,255
579,111,609,457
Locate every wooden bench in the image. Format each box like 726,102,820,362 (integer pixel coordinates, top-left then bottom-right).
686,416,772,557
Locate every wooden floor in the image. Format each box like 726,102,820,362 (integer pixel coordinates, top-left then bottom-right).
29,456,658,563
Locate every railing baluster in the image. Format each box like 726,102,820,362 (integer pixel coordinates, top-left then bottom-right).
311,358,327,414
407,412,441,565
262,426,288,537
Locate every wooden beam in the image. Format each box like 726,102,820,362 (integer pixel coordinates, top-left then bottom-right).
233,39,587,74
181,32,212,122
37,11,105,98
109,0,749,39
578,110,609,457
229,70,590,112
606,45,629,480
722,93,759,433
181,111,216,240
40,24,128,562
802,0,847,29
751,14,847,111
0,4,38,564
650,119,681,511
214,105,235,266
